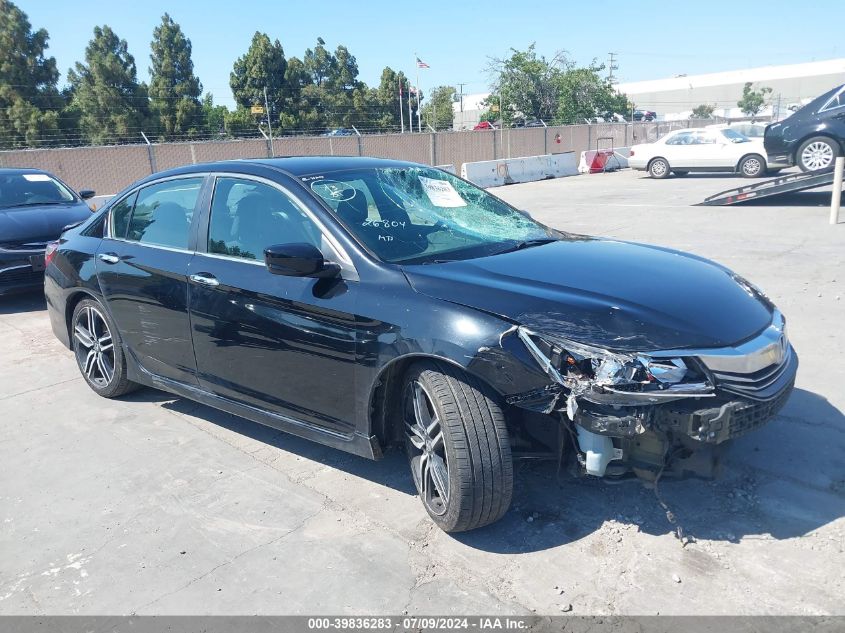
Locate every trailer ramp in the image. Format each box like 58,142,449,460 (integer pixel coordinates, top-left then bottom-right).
701,170,838,206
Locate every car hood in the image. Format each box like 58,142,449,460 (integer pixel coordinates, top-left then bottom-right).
0,202,91,245
402,239,773,352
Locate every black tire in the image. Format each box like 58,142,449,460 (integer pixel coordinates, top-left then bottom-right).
402,361,513,532
648,157,670,179
739,154,766,178
71,298,139,398
796,136,840,172
673,170,689,177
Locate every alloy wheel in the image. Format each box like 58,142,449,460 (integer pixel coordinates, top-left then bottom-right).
405,381,449,516
742,157,762,176
73,305,115,388
801,141,834,171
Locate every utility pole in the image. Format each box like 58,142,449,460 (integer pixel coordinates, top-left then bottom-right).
263,86,274,157
457,83,467,112
607,52,619,84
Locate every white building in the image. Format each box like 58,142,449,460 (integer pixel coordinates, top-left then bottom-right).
617,58,845,121
452,92,491,130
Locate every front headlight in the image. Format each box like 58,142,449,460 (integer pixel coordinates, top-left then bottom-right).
515,327,714,415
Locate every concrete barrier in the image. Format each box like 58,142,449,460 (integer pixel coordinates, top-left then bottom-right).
460,152,577,187
578,147,630,173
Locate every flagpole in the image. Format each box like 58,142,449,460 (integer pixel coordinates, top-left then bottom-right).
415,53,421,133
399,79,405,133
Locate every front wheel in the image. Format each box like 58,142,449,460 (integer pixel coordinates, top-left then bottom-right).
71,298,138,398
797,136,839,172
403,361,513,532
648,157,670,179
739,154,766,178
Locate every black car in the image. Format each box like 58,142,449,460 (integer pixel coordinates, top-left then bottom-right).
633,110,657,122
45,157,797,532
765,83,845,172
1,168,95,295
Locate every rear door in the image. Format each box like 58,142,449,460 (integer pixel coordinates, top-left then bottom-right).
96,175,206,385
187,173,360,434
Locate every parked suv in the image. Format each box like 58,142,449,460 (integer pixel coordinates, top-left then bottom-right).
764,83,845,172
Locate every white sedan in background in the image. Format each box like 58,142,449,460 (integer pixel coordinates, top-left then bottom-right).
629,127,776,178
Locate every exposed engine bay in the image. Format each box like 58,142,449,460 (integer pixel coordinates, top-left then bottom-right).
501,314,796,481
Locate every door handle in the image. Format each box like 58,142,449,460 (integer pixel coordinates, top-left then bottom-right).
189,273,220,287
98,253,120,265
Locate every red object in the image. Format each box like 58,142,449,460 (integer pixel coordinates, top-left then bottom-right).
589,150,614,173
473,121,494,130
45,240,59,267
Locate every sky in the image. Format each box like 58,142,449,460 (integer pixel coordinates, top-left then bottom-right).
18,0,845,109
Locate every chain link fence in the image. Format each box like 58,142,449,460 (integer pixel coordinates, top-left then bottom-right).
0,120,712,196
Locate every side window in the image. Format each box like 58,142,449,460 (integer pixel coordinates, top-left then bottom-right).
127,177,203,249
821,91,843,112
208,177,322,261
666,132,692,146
109,192,137,239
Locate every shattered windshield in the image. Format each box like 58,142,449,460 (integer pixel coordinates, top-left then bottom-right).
304,166,556,263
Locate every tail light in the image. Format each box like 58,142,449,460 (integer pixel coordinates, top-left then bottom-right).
45,240,59,267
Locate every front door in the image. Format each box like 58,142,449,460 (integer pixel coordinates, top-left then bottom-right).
188,175,359,434
96,176,205,385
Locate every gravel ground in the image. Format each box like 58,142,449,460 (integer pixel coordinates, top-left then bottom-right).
1,168,843,615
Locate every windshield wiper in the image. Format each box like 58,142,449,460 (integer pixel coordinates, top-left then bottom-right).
493,238,557,255
0,201,71,210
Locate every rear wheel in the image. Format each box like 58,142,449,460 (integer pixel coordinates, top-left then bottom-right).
797,136,839,172
739,154,766,178
403,361,513,532
648,157,670,179
71,298,138,398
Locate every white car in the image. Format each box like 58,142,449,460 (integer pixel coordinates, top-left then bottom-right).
629,127,775,178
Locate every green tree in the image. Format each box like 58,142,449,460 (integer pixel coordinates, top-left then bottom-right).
148,13,202,139
374,67,410,131
280,56,322,133
487,44,562,124
223,107,257,137
737,82,772,118
556,64,627,124
421,85,455,130
201,93,228,137
691,103,715,119
67,25,150,145
230,32,287,115
0,0,61,148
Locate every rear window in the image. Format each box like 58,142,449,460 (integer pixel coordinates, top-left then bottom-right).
126,178,203,249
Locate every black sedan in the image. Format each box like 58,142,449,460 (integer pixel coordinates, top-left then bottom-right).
1,168,95,295
765,83,844,172
45,157,797,532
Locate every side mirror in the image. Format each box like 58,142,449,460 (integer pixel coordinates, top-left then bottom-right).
78,189,96,200
264,243,340,278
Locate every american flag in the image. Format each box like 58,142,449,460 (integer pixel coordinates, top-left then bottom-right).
416,57,430,69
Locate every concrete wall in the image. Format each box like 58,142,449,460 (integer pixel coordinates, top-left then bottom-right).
0,121,706,196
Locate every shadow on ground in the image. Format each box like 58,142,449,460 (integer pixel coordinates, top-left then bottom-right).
123,386,844,554
0,290,46,315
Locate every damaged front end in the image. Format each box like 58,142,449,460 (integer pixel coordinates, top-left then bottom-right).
502,314,796,481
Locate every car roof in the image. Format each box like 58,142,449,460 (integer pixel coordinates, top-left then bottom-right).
142,156,422,183
0,167,53,176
